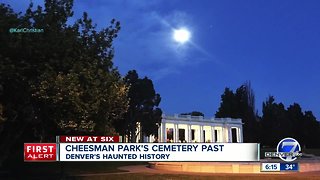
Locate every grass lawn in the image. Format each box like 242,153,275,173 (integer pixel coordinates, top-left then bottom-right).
2,148,320,179
1,161,146,179
303,149,320,156
1,160,320,179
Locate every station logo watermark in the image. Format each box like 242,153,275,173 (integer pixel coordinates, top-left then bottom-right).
265,137,302,162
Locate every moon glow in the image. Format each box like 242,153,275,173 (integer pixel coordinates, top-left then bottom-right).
173,28,191,44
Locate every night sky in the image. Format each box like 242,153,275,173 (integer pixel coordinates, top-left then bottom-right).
4,0,320,119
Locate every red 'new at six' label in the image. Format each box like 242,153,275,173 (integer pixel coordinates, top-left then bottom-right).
59,136,120,143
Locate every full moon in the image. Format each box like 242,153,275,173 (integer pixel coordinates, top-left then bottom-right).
173,28,191,44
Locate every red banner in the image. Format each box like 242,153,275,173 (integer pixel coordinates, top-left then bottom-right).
59,136,121,143
24,143,57,162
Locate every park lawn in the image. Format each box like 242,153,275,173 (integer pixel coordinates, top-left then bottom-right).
77,173,320,180
303,149,320,156
3,161,146,179
23,161,136,174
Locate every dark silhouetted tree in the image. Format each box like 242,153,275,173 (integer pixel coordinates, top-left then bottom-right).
261,97,320,148
301,111,320,148
261,96,289,147
114,70,162,142
0,0,128,166
215,88,238,118
181,111,204,116
216,81,259,142
286,103,304,143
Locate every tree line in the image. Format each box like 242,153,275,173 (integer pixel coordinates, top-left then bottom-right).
216,82,320,148
0,0,161,166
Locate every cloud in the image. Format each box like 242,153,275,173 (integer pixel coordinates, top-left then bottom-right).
112,9,209,80
5,0,213,80
71,1,214,79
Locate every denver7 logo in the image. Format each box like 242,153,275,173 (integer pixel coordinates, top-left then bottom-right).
277,138,301,162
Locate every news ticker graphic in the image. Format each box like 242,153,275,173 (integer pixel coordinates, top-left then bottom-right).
59,143,260,162
261,163,299,172
24,136,260,162
264,137,302,162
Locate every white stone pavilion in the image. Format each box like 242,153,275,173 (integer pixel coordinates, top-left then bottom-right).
142,114,243,143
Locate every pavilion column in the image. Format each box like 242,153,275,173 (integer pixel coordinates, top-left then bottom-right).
200,125,204,143
236,128,240,143
237,127,240,143
174,124,179,142
158,125,161,142
222,126,225,143
188,125,192,143
240,126,243,142
161,123,166,142
224,126,228,142
228,127,232,143
211,127,215,143
225,126,229,142
184,125,188,143
158,124,161,142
